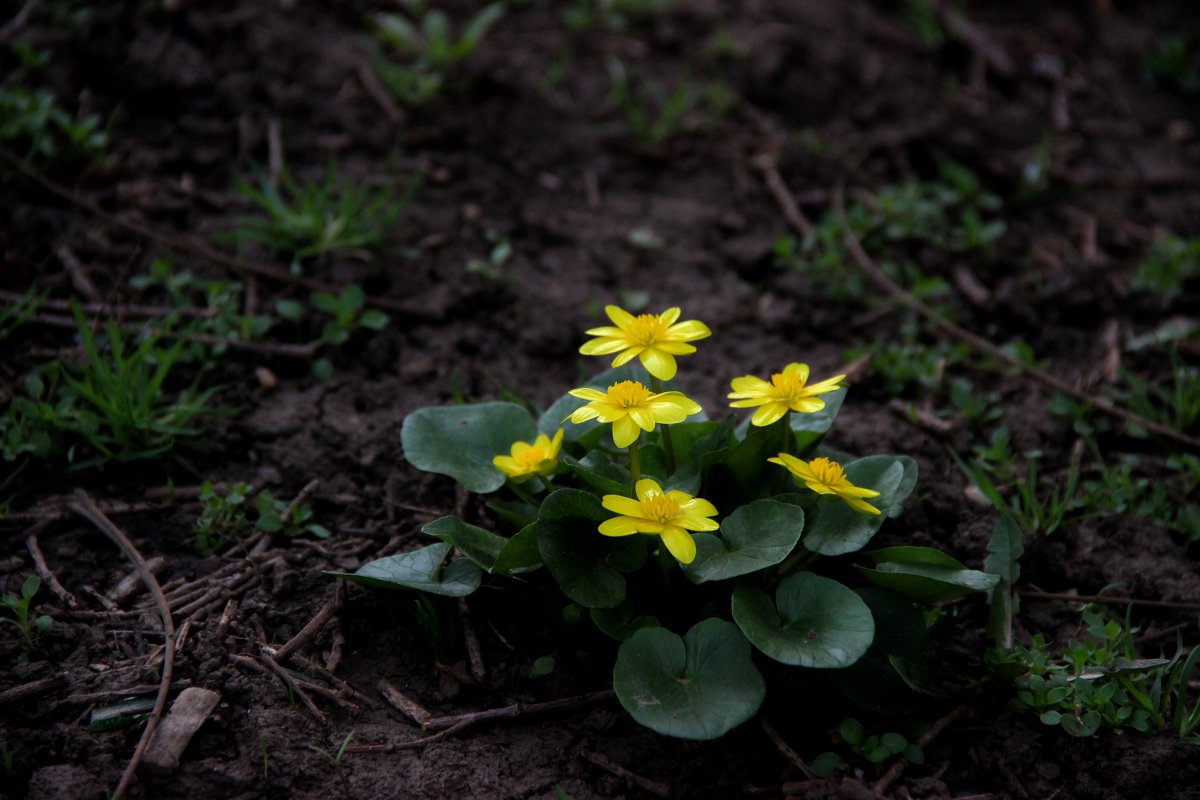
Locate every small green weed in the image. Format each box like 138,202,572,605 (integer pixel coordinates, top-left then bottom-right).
991,607,1179,737
1,306,222,470
0,81,109,167
1133,235,1200,302
844,317,969,394
1144,35,1200,94
954,446,1081,537
562,0,676,32
193,481,329,553
1,575,53,660
605,58,734,144
1119,353,1200,435
0,287,46,342
810,717,925,777
305,284,390,346
258,735,270,780
231,162,414,264
308,730,355,774
368,3,504,106
0,741,13,778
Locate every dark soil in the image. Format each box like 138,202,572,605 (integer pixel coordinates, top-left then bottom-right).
3,1,1200,798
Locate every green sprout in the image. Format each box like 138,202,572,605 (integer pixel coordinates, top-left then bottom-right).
307,730,355,775
1,576,53,659
605,58,735,144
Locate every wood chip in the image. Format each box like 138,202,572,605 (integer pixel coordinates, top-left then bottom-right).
142,688,221,772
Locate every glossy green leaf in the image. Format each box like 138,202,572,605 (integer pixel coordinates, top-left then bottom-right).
536,489,645,608
422,515,505,572
590,598,660,641
857,546,999,603
401,402,536,493
732,573,874,668
830,588,932,713
326,542,480,596
493,522,542,575
793,456,911,556
562,451,630,496
682,499,805,583
613,618,765,740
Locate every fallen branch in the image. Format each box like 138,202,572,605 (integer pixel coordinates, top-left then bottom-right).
69,490,175,800
760,719,816,780
25,522,78,608
1018,589,1200,613
872,703,967,795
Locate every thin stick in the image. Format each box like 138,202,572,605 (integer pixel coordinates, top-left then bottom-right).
760,719,815,780
0,674,64,705
68,491,175,800
422,689,615,732
458,598,486,683
759,165,1200,452
25,523,78,608
271,592,339,662
228,653,326,723
872,704,967,795
0,289,221,319
0,0,42,46
1018,590,1200,613
585,751,671,798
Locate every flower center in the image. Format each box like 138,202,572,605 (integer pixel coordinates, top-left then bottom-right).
626,314,667,346
808,457,845,485
607,380,652,408
642,492,680,522
769,371,809,403
516,446,546,469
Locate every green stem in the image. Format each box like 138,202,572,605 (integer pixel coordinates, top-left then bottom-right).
508,481,539,508
780,409,792,457
648,376,678,474
628,438,641,493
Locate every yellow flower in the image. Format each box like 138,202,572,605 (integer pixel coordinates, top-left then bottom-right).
727,363,846,427
599,478,719,564
492,429,564,483
567,380,701,449
768,453,881,515
579,305,711,381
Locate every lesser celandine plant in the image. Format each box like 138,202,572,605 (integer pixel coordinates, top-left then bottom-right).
333,303,999,740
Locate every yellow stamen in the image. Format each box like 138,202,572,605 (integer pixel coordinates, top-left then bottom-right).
770,371,810,404
643,492,680,522
808,457,845,485
608,380,652,408
626,314,667,346
515,446,547,469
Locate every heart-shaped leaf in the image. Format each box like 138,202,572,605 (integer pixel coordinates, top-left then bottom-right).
682,499,805,583
591,597,660,641
792,456,911,556
326,542,480,596
401,402,536,493
613,618,765,740
857,546,999,603
562,451,630,496
536,489,645,608
732,572,874,668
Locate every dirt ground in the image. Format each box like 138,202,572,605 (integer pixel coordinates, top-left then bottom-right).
3,1,1200,798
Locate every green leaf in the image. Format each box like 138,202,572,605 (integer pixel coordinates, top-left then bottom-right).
810,752,842,778
256,514,284,533
536,489,644,608
493,522,543,576
984,516,1024,649
682,499,805,583
325,542,480,596
359,310,389,331
401,402,536,493
422,515,506,572
794,456,910,556
702,415,790,508
590,597,660,641
839,717,865,746
20,575,41,599
613,618,765,740
791,386,847,451
486,499,539,529
732,573,874,668
275,299,303,321
668,417,735,494
830,588,932,714
562,451,630,496
857,546,1000,603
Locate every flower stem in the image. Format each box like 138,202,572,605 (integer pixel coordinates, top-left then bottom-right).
649,377,678,474
508,481,539,508
627,438,641,493
780,410,792,457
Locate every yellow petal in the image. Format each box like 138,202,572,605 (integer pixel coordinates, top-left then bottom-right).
728,375,769,396
805,374,846,394
583,326,626,337
679,515,719,532
492,455,521,476
599,517,644,536
782,363,810,382
653,341,697,355
569,388,607,401
602,495,646,517
771,452,813,480
612,416,641,448
568,406,600,423
666,320,711,341
635,478,663,501
650,391,702,415
679,496,718,518
842,496,882,515
660,527,697,564
605,305,635,328
580,338,630,356
806,481,837,495
729,398,767,409
750,403,787,427
790,397,826,413
512,441,532,458
658,307,682,327
628,407,656,432
836,483,882,499
611,347,642,367
547,428,564,456
640,349,677,381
